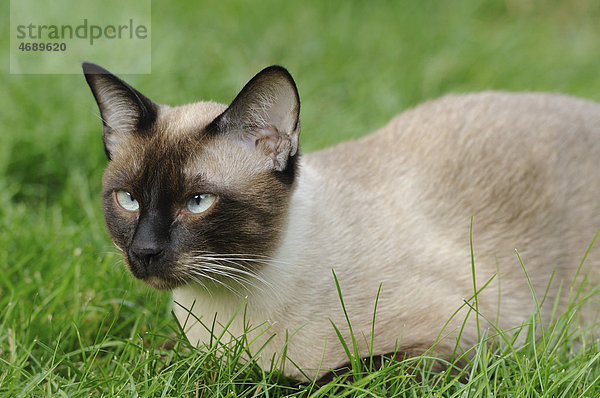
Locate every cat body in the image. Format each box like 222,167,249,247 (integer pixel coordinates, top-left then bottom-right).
84,63,600,380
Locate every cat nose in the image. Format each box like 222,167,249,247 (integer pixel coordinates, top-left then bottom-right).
129,243,166,275
131,244,164,262
127,241,166,279
129,212,170,269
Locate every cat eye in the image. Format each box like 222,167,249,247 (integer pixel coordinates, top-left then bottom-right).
186,193,216,214
115,190,139,211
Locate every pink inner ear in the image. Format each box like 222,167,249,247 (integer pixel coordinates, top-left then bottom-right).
244,125,294,171
255,125,281,163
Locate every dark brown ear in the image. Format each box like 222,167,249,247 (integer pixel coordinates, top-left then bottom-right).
212,65,301,171
82,62,157,160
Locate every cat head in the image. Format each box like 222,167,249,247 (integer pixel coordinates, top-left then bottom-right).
83,63,300,290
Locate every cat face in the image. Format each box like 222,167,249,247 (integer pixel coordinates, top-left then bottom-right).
83,63,300,290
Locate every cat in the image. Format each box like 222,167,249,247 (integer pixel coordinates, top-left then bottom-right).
83,62,600,381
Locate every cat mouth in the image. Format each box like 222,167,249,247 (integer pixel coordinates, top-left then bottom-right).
124,255,187,290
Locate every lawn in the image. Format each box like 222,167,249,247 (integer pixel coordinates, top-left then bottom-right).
2,0,600,396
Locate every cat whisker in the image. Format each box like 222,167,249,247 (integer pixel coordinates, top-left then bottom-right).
179,269,213,296
192,251,296,268
180,262,247,297
183,258,274,296
199,257,288,294
193,257,260,275
196,262,255,279
187,276,213,297
195,257,273,283
199,262,268,294
181,266,228,296
196,251,292,263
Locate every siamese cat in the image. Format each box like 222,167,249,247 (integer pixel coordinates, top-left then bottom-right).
83,62,600,381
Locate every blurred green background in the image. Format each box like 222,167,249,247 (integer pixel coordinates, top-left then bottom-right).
1,0,600,392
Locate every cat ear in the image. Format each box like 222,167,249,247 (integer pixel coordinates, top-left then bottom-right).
82,62,157,160
212,65,301,171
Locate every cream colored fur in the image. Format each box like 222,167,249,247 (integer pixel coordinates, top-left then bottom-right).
173,92,600,380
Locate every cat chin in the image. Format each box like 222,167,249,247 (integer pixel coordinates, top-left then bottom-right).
143,275,182,290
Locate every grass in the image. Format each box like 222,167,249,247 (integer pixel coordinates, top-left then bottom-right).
2,0,600,395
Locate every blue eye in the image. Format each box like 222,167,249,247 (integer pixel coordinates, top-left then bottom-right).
186,194,216,214
115,190,139,211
